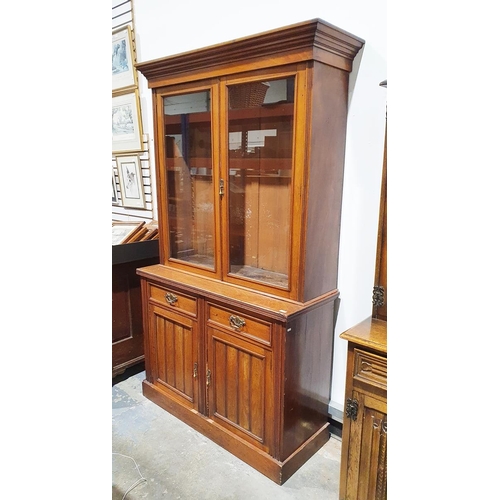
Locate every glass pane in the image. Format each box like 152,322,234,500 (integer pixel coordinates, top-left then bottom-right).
163,90,214,269
227,77,294,288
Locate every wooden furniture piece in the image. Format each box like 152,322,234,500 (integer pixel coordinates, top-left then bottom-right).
339,108,387,499
338,317,387,499
112,239,159,377
135,19,364,484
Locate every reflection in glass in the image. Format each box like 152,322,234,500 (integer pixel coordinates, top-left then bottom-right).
163,90,215,269
227,77,294,288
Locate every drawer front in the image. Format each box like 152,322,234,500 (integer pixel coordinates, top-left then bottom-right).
149,283,197,317
353,348,387,390
207,303,271,346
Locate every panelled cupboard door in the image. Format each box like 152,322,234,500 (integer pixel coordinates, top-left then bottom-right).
343,391,387,500
206,326,274,454
148,303,199,411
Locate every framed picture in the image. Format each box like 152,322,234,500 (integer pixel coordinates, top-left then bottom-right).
112,91,143,153
112,25,138,92
112,170,119,205
126,225,149,243
116,154,146,209
112,221,145,245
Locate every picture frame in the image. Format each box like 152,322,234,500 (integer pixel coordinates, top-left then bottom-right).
112,221,145,245
142,220,159,240
126,225,149,243
112,170,119,205
112,25,138,92
112,91,143,153
116,154,146,209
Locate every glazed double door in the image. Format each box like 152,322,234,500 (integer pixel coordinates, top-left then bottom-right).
157,69,302,298
148,300,274,455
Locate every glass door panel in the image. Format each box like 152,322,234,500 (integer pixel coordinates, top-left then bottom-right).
227,77,294,288
163,90,215,270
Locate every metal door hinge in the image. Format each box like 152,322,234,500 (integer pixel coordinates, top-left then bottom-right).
206,369,211,386
193,362,198,379
219,179,224,196
345,398,359,421
372,286,385,308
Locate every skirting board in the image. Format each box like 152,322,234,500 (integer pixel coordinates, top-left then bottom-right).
328,402,344,423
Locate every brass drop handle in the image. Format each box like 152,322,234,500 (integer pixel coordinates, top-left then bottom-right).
229,315,246,330
165,292,178,305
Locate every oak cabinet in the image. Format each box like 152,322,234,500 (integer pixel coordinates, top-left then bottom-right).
339,318,387,500
136,19,364,484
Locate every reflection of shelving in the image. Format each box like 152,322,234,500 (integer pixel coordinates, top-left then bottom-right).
163,103,294,126
228,102,294,120
174,253,215,269
228,158,292,170
165,158,213,170
229,265,288,288
164,158,293,171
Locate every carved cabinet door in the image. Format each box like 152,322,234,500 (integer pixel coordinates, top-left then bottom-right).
344,391,387,500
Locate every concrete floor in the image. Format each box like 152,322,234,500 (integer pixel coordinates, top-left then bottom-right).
112,365,342,499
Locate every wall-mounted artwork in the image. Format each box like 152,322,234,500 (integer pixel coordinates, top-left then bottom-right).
112,91,143,153
116,154,146,209
112,25,137,92
112,221,145,245
112,169,120,205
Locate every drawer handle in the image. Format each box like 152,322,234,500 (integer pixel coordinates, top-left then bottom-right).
229,315,246,330
164,292,178,305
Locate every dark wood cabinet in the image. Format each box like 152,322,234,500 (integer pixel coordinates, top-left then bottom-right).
112,240,159,377
136,19,364,484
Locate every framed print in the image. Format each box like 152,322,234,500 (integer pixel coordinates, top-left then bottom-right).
112,170,119,205
112,25,138,92
112,221,145,245
116,154,146,209
126,225,149,243
112,91,143,153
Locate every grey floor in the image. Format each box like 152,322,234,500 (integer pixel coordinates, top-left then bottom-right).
112,366,342,499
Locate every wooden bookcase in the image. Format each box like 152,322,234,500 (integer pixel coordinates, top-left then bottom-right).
136,19,364,484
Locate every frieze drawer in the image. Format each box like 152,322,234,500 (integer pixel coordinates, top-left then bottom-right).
149,283,197,317
353,348,387,390
207,303,272,346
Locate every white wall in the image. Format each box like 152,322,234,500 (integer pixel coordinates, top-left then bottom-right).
133,0,387,417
